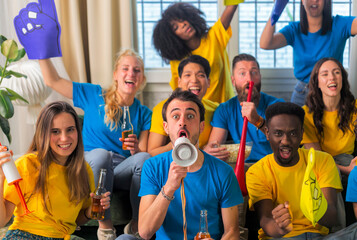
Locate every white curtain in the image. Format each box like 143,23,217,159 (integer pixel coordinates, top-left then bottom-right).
0,0,138,156
349,1,357,96
0,0,69,155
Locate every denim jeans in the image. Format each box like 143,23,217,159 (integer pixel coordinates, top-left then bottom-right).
272,232,323,240
291,81,308,107
272,222,357,240
85,149,151,220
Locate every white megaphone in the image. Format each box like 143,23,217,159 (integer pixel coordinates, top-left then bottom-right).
172,137,198,167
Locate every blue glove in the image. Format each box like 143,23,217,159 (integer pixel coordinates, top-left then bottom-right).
14,0,62,59
271,0,289,26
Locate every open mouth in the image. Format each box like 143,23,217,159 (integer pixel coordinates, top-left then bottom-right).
58,143,71,150
125,80,135,86
279,147,291,159
327,83,337,88
189,87,201,96
179,130,188,138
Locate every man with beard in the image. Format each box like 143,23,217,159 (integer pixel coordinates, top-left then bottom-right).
246,102,357,239
148,55,218,156
132,89,243,240
205,53,284,163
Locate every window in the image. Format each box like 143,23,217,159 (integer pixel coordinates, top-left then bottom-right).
136,0,218,68
137,0,353,70
238,0,353,68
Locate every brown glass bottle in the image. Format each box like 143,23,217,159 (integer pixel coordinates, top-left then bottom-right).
121,106,133,150
194,210,211,240
90,169,106,220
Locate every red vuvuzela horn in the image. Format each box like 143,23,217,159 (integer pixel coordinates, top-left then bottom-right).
234,81,254,196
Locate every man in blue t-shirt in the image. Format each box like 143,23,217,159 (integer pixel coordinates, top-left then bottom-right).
205,53,284,164
135,89,243,240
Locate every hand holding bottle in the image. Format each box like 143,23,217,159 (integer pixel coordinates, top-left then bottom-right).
120,133,139,154
120,106,138,154
90,169,111,220
89,191,111,218
0,150,12,181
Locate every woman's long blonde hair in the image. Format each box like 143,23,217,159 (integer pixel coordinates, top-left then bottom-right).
103,49,146,130
28,101,90,214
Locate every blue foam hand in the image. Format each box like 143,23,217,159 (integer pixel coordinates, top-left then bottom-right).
13,0,62,59
271,0,289,26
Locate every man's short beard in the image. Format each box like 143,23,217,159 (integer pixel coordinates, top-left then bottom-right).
237,85,261,105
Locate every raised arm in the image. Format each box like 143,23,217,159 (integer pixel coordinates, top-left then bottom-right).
39,59,73,99
351,17,357,35
254,199,292,238
148,132,173,156
241,102,266,134
221,205,240,239
139,162,187,239
220,5,238,30
260,17,287,50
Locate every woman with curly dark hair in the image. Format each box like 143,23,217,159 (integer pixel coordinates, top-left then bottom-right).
302,57,357,178
153,2,240,103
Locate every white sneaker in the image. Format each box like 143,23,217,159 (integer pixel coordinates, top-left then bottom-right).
97,228,117,240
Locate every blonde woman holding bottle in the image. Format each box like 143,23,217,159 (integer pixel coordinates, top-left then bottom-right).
38,49,152,239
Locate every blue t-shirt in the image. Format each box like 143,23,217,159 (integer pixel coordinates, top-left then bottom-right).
72,82,152,158
346,166,357,203
280,15,355,84
139,151,243,240
211,93,284,163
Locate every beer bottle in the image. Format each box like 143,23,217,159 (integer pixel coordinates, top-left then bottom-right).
194,209,211,239
121,106,133,150
90,169,107,220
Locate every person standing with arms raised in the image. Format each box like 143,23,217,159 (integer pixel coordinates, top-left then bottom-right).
260,0,357,106
153,2,240,103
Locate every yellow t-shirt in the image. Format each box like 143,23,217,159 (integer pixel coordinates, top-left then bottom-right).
169,18,234,104
246,148,342,240
302,104,357,156
150,98,218,148
4,153,95,238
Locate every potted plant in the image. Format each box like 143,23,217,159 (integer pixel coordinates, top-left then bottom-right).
0,35,29,143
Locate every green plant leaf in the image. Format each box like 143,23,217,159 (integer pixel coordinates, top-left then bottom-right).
9,48,26,63
5,88,29,104
0,115,11,143
0,90,14,118
0,35,7,46
6,70,27,78
1,40,18,60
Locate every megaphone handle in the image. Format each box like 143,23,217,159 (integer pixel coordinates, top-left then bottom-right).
13,181,32,215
